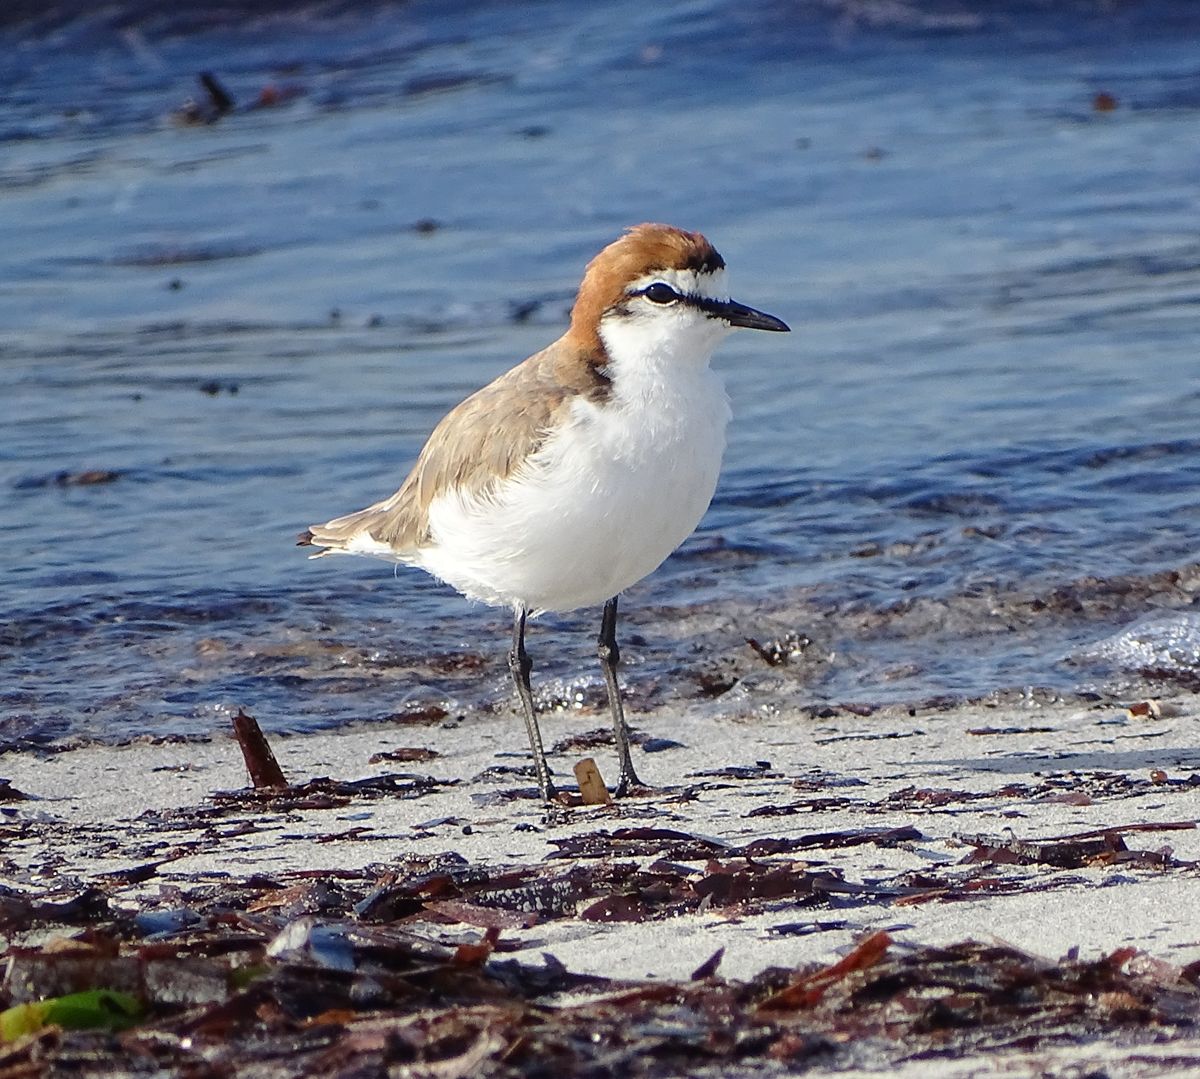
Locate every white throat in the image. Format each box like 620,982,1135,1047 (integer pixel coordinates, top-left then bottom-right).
597,267,733,397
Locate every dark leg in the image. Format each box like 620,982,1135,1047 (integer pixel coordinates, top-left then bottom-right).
508,606,555,802
598,596,645,796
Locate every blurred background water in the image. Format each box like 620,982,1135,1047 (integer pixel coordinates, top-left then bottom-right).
3,0,1200,747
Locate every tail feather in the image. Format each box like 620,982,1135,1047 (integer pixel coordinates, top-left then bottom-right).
296,526,335,558
298,501,415,561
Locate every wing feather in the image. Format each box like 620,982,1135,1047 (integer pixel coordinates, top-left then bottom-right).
299,341,609,557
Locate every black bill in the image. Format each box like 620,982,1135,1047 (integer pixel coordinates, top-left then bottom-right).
700,297,790,332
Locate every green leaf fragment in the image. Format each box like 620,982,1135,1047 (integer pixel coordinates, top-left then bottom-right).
0,1001,49,1042
0,990,143,1041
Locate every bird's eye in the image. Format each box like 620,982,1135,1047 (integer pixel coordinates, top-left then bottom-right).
641,282,678,305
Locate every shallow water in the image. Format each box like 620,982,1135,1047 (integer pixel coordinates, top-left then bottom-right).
4,0,1200,746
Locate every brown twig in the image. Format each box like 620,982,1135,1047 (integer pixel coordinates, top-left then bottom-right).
232,709,287,789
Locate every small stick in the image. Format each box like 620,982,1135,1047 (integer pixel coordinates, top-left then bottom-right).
574,758,612,805
232,709,287,788
199,72,235,116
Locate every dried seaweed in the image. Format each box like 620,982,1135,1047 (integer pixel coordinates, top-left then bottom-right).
958,821,1196,870
369,747,440,764
2,905,1197,1077
183,773,448,819
0,780,30,804
7,716,1200,1075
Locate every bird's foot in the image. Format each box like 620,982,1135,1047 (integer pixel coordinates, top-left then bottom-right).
613,774,654,799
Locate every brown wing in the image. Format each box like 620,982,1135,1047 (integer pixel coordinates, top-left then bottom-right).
299,340,610,556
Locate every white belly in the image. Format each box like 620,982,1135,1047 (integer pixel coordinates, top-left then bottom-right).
416,369,730,613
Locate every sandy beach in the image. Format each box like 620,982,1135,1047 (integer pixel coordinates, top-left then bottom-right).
5,694,1200,1074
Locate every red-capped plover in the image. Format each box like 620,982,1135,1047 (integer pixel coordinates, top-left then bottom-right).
300,223,789,802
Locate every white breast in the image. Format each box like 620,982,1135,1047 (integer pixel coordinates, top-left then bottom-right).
417,358,731,614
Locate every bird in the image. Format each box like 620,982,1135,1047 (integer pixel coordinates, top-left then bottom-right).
299,223,789,802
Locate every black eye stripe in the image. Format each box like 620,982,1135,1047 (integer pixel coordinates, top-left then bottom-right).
689,295,732,318
625,285,732,319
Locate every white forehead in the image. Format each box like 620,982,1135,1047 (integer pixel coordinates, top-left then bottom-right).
626,267,728,301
